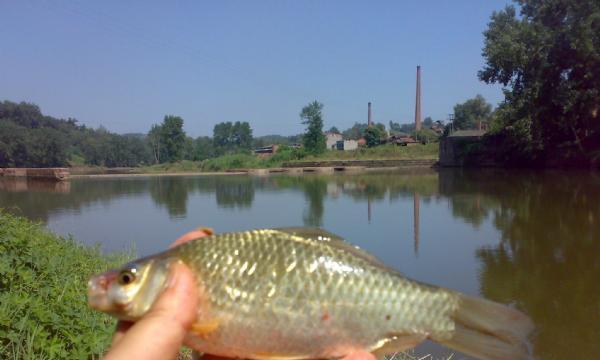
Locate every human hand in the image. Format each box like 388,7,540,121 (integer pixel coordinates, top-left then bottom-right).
104,229,376,360
103,229,207,360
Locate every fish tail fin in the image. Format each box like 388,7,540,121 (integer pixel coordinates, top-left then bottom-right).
435,294,534,360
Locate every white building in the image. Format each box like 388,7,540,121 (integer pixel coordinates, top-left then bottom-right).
325,133,343,150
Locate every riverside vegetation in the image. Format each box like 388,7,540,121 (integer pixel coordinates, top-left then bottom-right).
138,143,438,173
0,212,131,359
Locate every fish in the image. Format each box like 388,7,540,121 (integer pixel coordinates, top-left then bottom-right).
88,228,533,360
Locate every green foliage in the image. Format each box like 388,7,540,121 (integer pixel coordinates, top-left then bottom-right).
192,136,215,161
423,117,433,127
300,101,326,154
364,126,385,147
412,128,440,143
0,101,153,168
388,121,414,135
252,134,300,148
327,126,340,134
0,116,68,167
161,116,186,162
343,122,387,139
342,122,368,140
452,95,493,130
479,0,600,164
212,121,253,156
0,212,131,359
201,153,260,171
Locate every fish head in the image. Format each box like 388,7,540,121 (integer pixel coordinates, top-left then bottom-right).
88,257,171,320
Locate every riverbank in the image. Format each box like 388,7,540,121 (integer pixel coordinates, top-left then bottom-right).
0,212,131,358
69,144,439,177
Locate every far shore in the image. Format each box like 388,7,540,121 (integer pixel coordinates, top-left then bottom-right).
70,164,438,179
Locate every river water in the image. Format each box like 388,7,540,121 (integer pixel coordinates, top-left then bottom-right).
1,169,598,359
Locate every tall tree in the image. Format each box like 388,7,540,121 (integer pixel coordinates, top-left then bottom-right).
148,124,163,164
453,95,493,130
160,115,186,162
479,0,600,161
300,101,326,154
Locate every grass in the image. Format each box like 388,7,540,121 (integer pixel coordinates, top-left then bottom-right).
299,143,439,161
0,211,132,359
133,143,439,173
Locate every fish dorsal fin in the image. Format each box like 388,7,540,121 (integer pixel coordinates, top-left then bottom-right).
273,227,391,270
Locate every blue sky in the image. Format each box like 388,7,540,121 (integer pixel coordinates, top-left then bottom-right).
0,0,511,137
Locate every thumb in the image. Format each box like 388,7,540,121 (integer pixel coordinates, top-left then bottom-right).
105,262,198,360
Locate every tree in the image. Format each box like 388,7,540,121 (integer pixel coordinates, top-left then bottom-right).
212,121,254,155
300,101,326,154
160,115,186,162
193,136,215,161
453,95,493,130
148,124,163,164
479,1,600,162
327,126,340,134
363,126,384,147
423,117,433,127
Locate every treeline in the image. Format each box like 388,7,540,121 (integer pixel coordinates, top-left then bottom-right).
1,99,445,168
0,101,156,168
0,101,298,168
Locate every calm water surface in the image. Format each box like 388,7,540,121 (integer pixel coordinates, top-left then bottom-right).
1,169,598,359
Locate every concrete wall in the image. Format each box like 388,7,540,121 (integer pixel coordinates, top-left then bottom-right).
343,140,358,151
326,133,343,149
0,168,70,180
439,136,483,166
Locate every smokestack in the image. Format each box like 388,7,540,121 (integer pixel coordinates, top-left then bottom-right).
415,66,421,131
368,102,372,127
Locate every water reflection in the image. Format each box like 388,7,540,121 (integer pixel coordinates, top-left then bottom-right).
0,169,598,358
439,170,600,359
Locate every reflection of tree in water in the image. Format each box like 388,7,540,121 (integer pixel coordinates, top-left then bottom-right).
440,170,600,359
300,177,327,227
215,177,255,209
268,170,440,226
149,177,191,218
0,178,150,222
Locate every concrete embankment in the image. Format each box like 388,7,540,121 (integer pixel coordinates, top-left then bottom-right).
282,159,437,168
0,168,70,181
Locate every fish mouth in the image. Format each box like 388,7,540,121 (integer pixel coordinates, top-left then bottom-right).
87,271,117,311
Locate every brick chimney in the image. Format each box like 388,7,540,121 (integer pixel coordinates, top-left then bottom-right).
415,66,421,131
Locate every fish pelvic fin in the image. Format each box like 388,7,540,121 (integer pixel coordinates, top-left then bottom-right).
370,334,426,360
191,318,220,338
435,294,534,360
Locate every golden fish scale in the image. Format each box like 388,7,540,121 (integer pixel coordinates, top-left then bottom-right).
172,229,459,358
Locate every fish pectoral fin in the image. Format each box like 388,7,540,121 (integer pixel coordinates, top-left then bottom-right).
191,318,220,337
370,333,427,359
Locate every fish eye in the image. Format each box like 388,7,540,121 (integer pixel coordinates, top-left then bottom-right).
118,269,136,285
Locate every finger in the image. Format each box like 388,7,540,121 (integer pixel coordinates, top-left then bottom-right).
341,351,377,360
170,229,211,248
104,262,198,360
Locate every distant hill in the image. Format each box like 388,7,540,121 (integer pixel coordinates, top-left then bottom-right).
0,100,152,167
